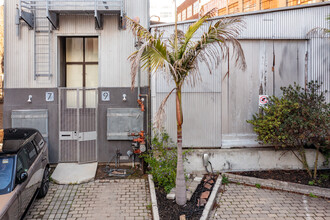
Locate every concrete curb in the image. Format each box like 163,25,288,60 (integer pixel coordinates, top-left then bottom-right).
225,173,330,198
200,175,223,220
148,175,160,220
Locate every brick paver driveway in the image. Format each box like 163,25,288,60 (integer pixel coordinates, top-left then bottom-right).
25,179,152,220
210,183,330,220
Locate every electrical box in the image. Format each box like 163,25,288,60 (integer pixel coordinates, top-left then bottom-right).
11,109,48,142
107,108,143,140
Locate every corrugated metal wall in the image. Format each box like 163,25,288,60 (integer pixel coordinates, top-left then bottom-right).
151,3,330,148
5,0,149,88
152,62,222,147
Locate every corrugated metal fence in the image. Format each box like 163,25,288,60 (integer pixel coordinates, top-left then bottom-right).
151,3,330,148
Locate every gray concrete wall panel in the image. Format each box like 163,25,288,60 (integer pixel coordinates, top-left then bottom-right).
3,87,150,163
3,88,59,163
97,87,149,162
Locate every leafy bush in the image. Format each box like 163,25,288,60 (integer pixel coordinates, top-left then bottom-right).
247,81,330,179
142,131,189,193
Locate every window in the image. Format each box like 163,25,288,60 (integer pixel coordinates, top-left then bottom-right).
25,142,38,166
187,6,193,18
0,156,15,194
193,1,199,15
182,9,187,20
34,133,45,152
178,13,182,21
63,37,99,108
17,148,29,176
65,37,98,88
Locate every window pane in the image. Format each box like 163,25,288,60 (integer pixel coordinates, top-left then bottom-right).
0,156,14,194
187,6,192,18
85,65,98,88
193,1,199,15
85,38,98,62
66,38,83,62
25,142,37,166
66,90,83,109
66,65,83,108
182,9,186,20
85,65,98,108
17,148,29,172
66,65,83,88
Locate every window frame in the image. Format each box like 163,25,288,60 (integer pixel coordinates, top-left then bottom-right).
64,36,99,88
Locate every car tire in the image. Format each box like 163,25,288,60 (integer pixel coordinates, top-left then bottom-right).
37,167,49,198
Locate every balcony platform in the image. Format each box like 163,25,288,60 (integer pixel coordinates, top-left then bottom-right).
19,0,125,29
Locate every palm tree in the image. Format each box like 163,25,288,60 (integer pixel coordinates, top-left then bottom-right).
127,9,246,206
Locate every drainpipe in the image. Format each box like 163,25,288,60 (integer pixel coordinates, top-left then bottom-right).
138,65,141,99
16,7,20,37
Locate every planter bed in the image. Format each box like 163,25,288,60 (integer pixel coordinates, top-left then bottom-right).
156,174,218,220
229,169,330,188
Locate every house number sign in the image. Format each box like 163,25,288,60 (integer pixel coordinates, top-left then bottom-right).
102,91,110,101
45,92,54,102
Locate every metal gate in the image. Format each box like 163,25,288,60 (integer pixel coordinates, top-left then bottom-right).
59,88,98,163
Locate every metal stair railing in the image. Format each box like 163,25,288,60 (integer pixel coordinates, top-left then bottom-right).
20,0,124,15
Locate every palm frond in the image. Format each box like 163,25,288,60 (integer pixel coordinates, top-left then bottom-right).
174,17,246,86
126,16,154,42
154,88,176,129
178,8,217,58
127,16,177,89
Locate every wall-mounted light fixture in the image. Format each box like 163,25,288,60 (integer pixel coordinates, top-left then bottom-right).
27,95,32,103
123,94,127,102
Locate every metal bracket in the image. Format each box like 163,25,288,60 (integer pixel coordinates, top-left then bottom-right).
119,13,127,30
47,11,59,29
94,11,103,30
20,10,34,29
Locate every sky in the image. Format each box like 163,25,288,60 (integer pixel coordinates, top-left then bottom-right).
0,0,3,6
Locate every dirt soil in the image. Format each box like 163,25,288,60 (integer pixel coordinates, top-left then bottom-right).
156,174,218,220
95,164,147,180
230,169,330,188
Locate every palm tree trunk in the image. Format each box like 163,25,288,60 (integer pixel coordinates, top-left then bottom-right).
175,87,186,206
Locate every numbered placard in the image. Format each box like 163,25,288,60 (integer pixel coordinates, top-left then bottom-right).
101,91,110,102
45,92,54,102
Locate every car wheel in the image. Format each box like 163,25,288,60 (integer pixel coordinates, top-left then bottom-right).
37,167,49,198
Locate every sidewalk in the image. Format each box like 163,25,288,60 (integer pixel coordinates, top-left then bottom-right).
25,179,152,220
210,183,330,220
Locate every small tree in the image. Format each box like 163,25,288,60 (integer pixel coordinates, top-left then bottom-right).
127,9,246,205
247,81,330,179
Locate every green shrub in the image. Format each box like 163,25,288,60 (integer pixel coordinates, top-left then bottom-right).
247,81,330,179
142,131,189,193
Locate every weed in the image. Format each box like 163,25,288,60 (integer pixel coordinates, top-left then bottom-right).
146,203,152,210
222,175,230,185
141,130,189,194
309,193,318,198
320,174,329,181
255,183,261,189
308,180,315,186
